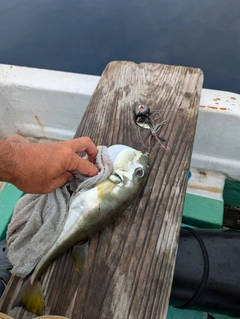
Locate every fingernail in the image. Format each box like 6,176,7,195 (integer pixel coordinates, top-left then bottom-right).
68,175,75,182
89,164,99,176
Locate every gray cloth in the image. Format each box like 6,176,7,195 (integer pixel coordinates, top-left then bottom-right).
7,146,113,278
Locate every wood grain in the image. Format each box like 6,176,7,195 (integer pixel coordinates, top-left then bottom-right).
0,61,203,319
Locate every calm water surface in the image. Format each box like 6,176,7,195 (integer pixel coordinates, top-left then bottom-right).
0,0,240,93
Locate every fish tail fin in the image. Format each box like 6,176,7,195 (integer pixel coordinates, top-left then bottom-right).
12,277,44,316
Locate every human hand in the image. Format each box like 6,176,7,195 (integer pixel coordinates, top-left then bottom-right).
4,136,99,194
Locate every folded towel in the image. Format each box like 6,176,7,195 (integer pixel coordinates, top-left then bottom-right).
7,146,113,278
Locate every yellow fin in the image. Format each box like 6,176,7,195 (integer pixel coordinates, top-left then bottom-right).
12,278,44,316
72,242,89,273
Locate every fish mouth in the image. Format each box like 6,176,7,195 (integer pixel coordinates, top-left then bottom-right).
112,172,123,184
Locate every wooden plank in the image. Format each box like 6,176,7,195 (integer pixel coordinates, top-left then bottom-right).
0,61,203,319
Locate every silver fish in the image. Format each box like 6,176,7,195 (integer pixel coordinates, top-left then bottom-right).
14,144,149,315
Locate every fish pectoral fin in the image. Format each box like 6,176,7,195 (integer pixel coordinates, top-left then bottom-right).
12,278,44,316
97,179,117,201
72,242,89,273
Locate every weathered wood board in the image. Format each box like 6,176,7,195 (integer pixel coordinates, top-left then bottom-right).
0,61,203,319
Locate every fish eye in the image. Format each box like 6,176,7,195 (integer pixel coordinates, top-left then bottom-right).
135,167,144,177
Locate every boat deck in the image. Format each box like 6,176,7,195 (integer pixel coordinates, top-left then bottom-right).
0,62,240,318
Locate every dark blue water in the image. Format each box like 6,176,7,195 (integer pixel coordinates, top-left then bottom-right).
1,0,240,93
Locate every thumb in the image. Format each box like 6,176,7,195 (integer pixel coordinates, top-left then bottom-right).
52,171,74,190
72,154,99,176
